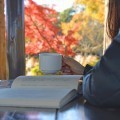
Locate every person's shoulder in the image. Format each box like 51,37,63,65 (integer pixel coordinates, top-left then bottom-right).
114,31,120,43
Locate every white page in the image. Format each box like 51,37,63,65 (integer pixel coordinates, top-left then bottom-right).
12,75,82,89
0,88,72,108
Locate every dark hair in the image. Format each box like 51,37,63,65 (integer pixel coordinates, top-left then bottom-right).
107,0,120,39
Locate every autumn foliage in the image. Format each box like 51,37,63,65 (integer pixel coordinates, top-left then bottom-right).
61,0,104,54
75,0,104,23
25,0,78,56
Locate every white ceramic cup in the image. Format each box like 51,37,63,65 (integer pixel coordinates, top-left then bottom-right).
39,53,62,74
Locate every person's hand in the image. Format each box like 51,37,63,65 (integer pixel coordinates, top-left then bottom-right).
61,56,85,75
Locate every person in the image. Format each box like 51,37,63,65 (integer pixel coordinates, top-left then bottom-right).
62,0,120,107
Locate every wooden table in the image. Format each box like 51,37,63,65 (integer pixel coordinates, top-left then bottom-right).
0,80,120,120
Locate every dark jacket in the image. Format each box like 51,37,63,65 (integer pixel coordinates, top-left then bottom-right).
83,34,120,107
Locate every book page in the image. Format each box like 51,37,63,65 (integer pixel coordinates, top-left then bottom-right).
12,75,82,89
0,88,72,108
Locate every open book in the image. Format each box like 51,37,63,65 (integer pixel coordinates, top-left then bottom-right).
0,75,82,108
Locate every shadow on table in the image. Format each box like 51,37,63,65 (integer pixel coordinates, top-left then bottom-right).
84,102,120,120
58,96,120,120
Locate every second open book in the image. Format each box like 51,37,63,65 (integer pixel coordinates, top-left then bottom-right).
0,75,82,108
